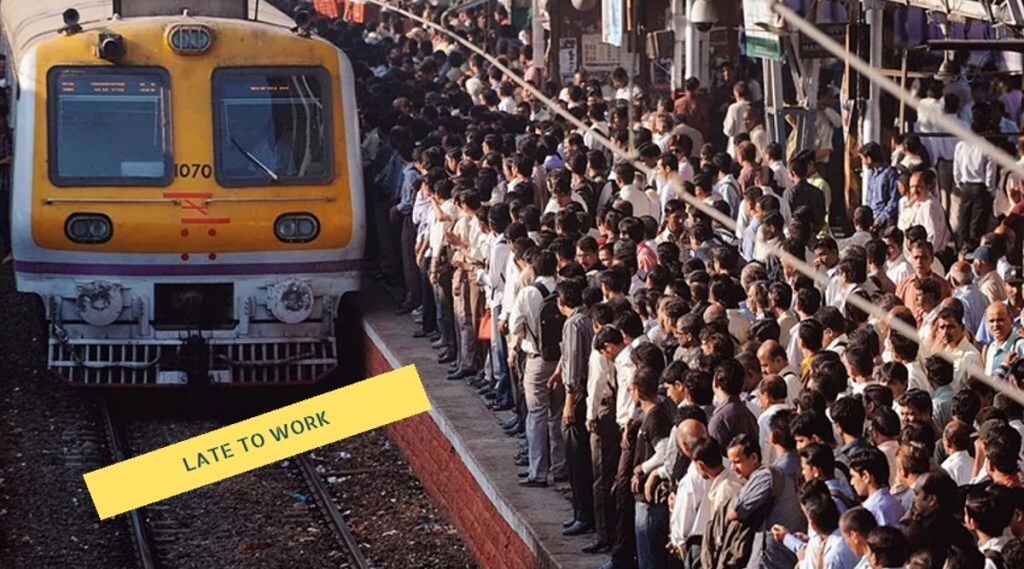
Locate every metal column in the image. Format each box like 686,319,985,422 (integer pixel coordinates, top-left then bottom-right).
683,0,710,85
763,58,787,144
861,0,884,208
672,0,685,92
862,0,884,146
531,0,545,73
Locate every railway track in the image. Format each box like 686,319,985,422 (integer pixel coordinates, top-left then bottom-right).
100,404,371,569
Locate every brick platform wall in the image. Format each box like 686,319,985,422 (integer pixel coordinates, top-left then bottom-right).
363,333,536,569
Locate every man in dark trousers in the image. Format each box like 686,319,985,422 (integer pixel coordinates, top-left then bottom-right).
557,279,596,535
586,323,626,554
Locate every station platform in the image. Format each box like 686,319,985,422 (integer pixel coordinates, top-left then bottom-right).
360,288,594,569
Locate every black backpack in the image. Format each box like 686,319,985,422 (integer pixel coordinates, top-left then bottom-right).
531,283,566,362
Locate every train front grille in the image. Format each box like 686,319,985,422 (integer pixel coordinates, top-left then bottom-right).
48,337,338,385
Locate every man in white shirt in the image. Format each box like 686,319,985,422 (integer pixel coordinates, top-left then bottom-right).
722,81,752,157
744,109,770,163
898,170,951,255
756,375,791,465
882,226,914,286
654,154,686,216
477,206,513,408
614,162,654,219
667,421,709,557
585,326,625,554
509,250,566,487
613,313,648,429
584,104,611,151
940,420,974,486
931,303,983,392
954,113,999,246
670,435,743,566
765,142,792,191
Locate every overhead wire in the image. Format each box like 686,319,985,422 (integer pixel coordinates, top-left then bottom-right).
359,0,1024,405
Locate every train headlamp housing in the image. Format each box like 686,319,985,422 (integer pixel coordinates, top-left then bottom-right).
274,213,319,243
292,8,312,37
60,9,82,34
98,33,125,61
65,214,113,244
168,25,213,54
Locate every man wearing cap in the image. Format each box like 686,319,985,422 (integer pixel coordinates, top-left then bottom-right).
974,244,1008,304
983,302,1024,376
1006,265,1024,313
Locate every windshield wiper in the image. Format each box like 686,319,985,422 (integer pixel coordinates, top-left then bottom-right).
230,137,280,182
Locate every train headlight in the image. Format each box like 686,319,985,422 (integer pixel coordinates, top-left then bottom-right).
168,25,213,55
274,213,319,243
65,214,113,244
75,281,124,327
266,279,314,324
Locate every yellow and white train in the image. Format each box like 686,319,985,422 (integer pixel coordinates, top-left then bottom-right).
0,0,365,385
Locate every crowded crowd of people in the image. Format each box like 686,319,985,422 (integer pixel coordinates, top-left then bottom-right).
282,1,1024,568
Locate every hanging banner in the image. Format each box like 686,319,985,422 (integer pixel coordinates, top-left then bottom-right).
602,0,624,48
559,37,578,84
742,0,781,60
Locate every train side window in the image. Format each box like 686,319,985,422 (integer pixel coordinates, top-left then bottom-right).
47,67,172,187
211,67,333,187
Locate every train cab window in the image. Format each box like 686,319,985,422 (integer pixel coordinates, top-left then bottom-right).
48,67,172,186
212,68,333,186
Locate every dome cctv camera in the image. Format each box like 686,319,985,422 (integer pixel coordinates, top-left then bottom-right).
690,0,719,33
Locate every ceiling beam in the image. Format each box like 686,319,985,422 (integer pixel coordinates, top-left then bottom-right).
884,0,1014,24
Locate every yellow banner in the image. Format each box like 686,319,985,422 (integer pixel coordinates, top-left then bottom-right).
84,365,429,519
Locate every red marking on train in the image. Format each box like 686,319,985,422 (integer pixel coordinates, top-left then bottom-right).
181,199,209,215
164,192,213,199
208,228,217,237
180,228,189,237
181,217,230,224
208,253,217,261
180,253,190,261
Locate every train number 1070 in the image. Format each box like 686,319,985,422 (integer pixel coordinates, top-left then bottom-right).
175,163,213,179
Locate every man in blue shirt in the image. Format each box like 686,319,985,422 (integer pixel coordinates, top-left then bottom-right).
858,143,900,229
949,260,989,337
849,448,904,527
393,141,421,313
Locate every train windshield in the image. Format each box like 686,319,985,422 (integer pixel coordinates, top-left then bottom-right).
48,67,172,186
213,68,333,186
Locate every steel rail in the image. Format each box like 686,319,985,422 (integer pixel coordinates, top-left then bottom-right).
100,404,157,569
295,454,371,569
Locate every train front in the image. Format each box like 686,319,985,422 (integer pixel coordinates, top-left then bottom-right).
11,10,365,385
